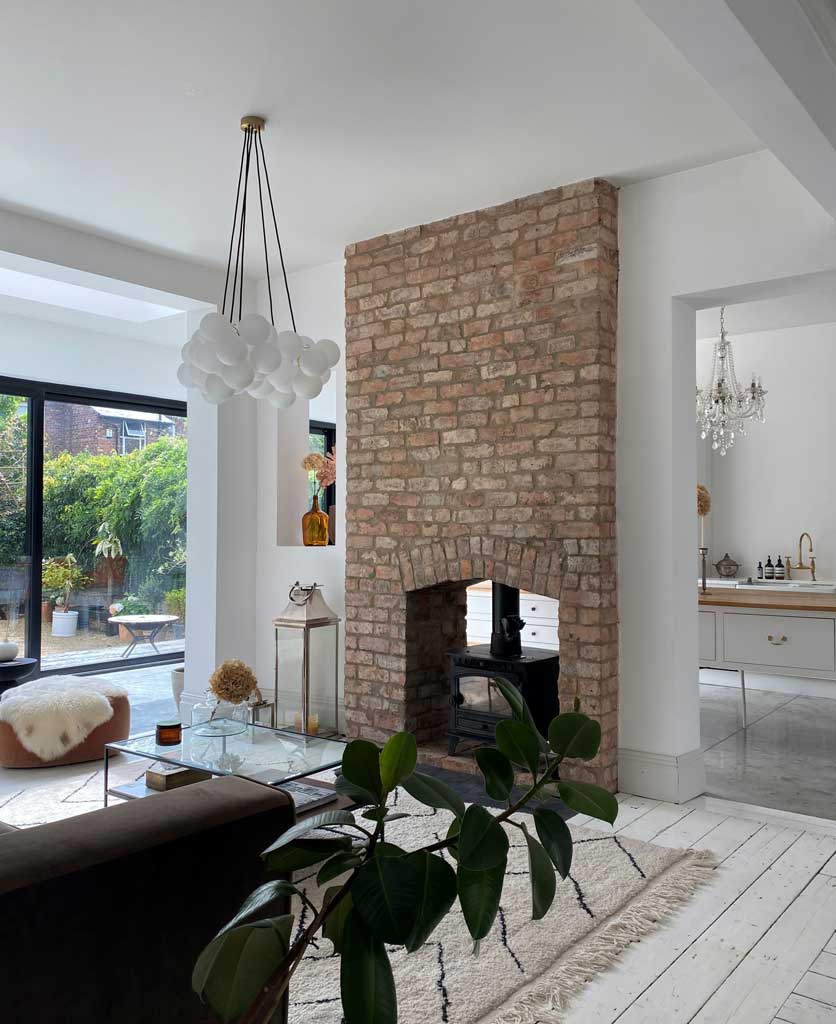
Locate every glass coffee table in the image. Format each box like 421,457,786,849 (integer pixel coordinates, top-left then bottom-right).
104,723,346,806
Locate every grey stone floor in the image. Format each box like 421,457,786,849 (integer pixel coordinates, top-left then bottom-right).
701,680,836,820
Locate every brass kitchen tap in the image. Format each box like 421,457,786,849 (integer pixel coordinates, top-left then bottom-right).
788,532,816,580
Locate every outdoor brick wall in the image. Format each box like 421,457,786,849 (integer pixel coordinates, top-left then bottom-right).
44,404,185,458
344,179,619,789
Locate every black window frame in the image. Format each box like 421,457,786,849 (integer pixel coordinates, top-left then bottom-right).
0,374,187,677
309,419,336,542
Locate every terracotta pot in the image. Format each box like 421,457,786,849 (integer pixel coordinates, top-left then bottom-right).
118,624,131,641
41,600,52,623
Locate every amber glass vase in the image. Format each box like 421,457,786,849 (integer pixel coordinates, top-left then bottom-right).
302,493,329,546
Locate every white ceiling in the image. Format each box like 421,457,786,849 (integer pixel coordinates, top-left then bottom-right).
0,0,759,274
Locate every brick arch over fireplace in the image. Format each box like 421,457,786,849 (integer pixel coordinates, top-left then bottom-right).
344,178,618,789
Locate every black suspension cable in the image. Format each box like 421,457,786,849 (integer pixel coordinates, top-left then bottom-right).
221,130,248,319
254,134,275,325
238,127,254,323
230,127,254,325
257,130,296,333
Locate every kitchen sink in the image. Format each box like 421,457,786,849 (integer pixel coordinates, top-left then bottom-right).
734,579,836,593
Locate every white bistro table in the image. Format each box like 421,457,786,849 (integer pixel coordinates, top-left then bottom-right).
108,614,179,658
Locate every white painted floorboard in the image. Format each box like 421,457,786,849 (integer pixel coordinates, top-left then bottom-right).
562,796,836,1024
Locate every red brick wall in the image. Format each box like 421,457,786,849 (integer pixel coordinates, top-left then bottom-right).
44,405,185,458
344,179,618,789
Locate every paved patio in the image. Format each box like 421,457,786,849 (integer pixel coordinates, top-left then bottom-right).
41,637,185,672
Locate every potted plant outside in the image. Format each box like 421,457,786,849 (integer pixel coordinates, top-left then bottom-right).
91,521,126,608
164,586,186,639
43,555,89,638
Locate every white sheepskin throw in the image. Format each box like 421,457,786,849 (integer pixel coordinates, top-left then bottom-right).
0,676,128,761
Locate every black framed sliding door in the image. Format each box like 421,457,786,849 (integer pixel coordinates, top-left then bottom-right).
0,375,187,676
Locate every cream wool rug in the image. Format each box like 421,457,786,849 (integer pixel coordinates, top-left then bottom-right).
288,789,715,1024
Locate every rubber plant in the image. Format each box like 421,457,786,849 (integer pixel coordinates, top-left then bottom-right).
192,679,618,1023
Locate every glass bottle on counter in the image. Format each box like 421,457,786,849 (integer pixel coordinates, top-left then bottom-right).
757,560,764,579
765,556,775,579
775,556,785,580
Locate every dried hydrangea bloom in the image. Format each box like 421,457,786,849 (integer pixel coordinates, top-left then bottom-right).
209,659,258,705
301,453,326,473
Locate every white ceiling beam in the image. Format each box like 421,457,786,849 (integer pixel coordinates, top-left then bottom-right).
636,0,836,219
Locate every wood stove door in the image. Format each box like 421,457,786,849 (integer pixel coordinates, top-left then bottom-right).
450,670,517,747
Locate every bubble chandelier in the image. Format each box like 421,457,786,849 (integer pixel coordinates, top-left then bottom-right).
178,115,340,408
696,306,766,456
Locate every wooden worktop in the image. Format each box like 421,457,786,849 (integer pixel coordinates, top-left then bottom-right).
698,586,836,613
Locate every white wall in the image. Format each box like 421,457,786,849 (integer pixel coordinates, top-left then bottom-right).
254,261,346,725
618,150,836,801
697,321,836,580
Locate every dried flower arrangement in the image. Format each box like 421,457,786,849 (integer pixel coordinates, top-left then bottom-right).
301,448,336,497
209,659,260,705
697,484,711,546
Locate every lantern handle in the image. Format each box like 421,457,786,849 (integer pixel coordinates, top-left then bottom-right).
288,581,319,606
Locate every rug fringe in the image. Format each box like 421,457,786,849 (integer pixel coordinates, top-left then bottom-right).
487,848,717,1024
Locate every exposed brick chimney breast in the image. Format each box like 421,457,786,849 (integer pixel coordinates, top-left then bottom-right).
344,179,618,789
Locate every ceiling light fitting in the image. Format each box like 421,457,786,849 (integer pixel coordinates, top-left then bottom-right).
177,115,339,408
696,306,766,456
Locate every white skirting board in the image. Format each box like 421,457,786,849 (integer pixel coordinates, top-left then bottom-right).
618,746,706,803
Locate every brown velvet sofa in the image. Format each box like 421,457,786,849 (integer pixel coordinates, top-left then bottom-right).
0,776,295,1023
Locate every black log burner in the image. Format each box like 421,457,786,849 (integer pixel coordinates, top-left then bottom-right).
447,583,560,755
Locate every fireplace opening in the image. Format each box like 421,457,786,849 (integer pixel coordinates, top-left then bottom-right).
447,581,560,755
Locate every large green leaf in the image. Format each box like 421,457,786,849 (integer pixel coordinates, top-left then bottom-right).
522,829,556,920
475,746,514,801
403,852,458,952
533,806,573,879
322,887,353,954
216,881,301,937
557,781,619,825
263,837,352,874
261,809,357,857
401,771,466,820
457,856,506,941
495,719,540,776
192,916,293,1023
379,731,417,794
340,911,397,1024
317,851,364,885
335,773,379,807
457,805,509,871
352,851,423,943
491,676,549,752
341,740,383,800
548,713,602,761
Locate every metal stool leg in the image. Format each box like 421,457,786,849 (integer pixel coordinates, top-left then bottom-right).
740,668,748,729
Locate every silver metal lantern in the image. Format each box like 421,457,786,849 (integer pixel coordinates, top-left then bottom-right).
273,581,340,736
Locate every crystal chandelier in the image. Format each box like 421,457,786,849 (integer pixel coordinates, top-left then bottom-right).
177,115,340,408
696,306,766,456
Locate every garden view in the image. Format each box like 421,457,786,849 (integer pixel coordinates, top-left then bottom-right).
0,394,187,668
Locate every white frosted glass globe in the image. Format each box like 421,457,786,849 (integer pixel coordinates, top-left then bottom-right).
315,338,341,369
277,331,304,359
320,368,331,384
203,373,235,405
191,340,223,374
268,389,296,409
299,344,328,378
189,365,208,389
200,312,235,344
292,370,323,400
247,376,275,398
176,362,194,388
220,360,255,391
238,313,272,346
216,333,247,366
250,341,282,374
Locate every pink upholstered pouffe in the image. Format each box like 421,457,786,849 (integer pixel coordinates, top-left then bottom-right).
0,676,130,768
